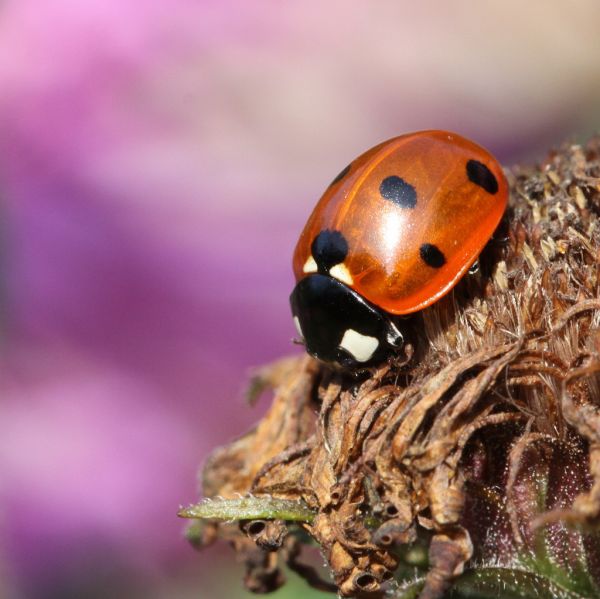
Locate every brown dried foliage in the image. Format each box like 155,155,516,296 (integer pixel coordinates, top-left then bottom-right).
193,139,600,598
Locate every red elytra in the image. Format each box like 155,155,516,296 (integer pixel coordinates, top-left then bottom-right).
292,130,508,315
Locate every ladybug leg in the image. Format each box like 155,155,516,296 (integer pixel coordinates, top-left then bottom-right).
468,260,480,275
385,320,404,348
490,210,511,246
478,210,511,277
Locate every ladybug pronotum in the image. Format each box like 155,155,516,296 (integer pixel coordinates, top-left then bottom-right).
290,130,508,368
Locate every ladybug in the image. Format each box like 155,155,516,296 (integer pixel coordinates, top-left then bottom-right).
290,130,508,368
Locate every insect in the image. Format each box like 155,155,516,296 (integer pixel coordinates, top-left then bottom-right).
290,130,508,368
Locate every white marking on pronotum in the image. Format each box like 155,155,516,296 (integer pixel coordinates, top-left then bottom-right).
293,316,303,339
329,263,353,285
303,255,318,273
339,329,379,362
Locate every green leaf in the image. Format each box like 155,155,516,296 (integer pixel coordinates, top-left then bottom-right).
450,566,590,599
517,534,600,598
513,458,600,597
393,578,425,599
392,565,595,599
178,496,316,523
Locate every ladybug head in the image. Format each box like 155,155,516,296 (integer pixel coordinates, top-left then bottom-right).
289,274,404,369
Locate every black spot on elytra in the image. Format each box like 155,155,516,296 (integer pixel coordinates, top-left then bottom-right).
330,163,351,186
420,243,446,268
379,176,417,208
311,230,348,272
466,159,498,194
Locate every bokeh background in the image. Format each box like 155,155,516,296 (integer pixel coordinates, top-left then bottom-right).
0,2,599,598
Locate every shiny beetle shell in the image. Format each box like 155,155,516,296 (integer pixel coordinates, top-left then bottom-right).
292,130,508,315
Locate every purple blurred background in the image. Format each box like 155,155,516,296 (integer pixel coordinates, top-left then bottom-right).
0,2,599,598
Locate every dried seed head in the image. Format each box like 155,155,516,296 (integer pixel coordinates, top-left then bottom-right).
240,519,288,551
185,137,600,599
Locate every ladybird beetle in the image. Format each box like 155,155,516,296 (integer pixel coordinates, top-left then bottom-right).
290,130,508,368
